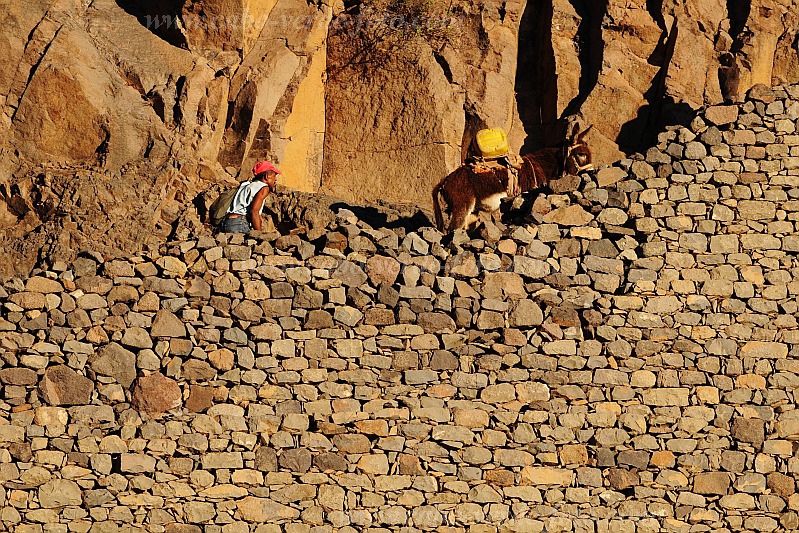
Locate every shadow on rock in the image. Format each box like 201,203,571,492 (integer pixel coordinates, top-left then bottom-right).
115,0,188,49
330,203,434,235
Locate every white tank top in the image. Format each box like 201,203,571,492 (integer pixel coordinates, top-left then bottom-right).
228,181,269,216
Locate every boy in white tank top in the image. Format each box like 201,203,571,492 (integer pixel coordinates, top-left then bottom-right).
222,161,280,234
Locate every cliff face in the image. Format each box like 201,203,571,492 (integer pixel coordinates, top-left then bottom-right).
2,86,799,532
0,0,798,277
0,0,332,278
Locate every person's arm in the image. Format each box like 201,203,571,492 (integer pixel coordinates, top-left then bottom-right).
248,184,271,231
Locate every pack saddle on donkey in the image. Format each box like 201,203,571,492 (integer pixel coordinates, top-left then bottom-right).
432,123,594,232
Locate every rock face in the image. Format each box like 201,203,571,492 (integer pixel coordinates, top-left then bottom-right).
0,0,798,278
0,0,333,278
1,87,799,531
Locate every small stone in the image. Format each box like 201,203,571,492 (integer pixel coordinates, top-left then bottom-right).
91,342,137,387
315,452,347,472
417,312,456,333
157,256,188,277
39,366,94,406
608,469,639,490
151,309,187,337
521,467,574,486
684,141,707,159
208,348,235,371
768,472,796,498
202,452,244,469
357,454,389,474
597,208,628,226
510,299,544,327
182,359,216,381
719,493,756,510
0,368,38,385
120,453,157,473
25,276,63,293
412,506,444,529
468,484,502,503
559,444,588,465
38,479,82,508
121,327,153,349
186,386,214,413
131,373,182,415
232,300,264,321
705,105,739,125
740,341,788,359
481,383,516,403
513,257,550,279
642,388,689,406
333,260,368,287
334,306,363,327
255,447,278,472
542,204,594,226
694,472,731,495
186,277,212,298
279,448,312,473
738,200,776,221
237,497,300,522
596,167,627,187
732,418,765,447
366,256,401,286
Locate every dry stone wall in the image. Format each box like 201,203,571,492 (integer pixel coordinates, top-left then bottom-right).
3,84,799,532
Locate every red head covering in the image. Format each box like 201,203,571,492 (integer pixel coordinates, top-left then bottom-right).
253,161,281,175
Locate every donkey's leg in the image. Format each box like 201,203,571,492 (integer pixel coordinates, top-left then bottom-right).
449,199,476,231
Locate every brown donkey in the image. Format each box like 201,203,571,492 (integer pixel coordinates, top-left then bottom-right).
432,124,593,232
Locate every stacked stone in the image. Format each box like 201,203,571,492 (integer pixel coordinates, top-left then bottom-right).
2,83,799,533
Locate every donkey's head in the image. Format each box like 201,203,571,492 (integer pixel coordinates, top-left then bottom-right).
564,123,594,175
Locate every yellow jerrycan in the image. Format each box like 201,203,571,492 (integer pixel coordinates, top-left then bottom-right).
475,127,510,159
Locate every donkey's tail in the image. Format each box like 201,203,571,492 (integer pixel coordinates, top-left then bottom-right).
432,179,446,232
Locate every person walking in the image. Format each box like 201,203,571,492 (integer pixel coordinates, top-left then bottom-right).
221,161,280,234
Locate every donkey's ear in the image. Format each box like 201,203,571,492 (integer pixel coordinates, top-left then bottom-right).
577,124,593,143
570,122,580,141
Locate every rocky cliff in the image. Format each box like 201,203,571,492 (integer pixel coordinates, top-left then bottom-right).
0,0,798,278
2,85,799,532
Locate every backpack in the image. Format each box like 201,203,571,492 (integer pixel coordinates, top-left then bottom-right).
209,187,238,226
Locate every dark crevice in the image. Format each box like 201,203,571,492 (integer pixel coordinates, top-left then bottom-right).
248,119,272,164
219,88,255,168
147,91,166,122
10,27,61,122
718,0,752,102
617,18,692,154
646,0,666,31
342,0,361,15
114,0,189,49
223,101,237,130
143,138,155,159
95,127,111,167
516,0,558,153
645,0,670,66
727,0,751,40
173,75,186,127
433,51,453,85
562,0,609,119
